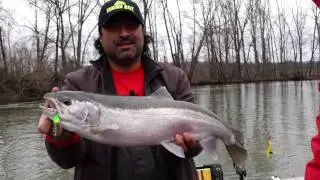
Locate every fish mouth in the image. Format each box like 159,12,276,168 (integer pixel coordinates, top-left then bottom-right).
39,97,61,119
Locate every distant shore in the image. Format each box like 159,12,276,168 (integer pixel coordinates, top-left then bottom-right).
191,76,319,86
0,76,318,106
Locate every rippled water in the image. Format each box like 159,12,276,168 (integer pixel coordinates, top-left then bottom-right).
0,102,73,180
0,80,318,180
193,81,318,179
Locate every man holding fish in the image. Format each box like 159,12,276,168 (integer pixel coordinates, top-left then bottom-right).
37,0,204,180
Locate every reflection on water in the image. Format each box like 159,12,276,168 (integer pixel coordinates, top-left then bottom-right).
0,80,318,180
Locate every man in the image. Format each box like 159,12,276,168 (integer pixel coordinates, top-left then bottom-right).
37,0,202,180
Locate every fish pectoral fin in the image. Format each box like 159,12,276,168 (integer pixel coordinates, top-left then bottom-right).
161,140,185,158
199,137,219,160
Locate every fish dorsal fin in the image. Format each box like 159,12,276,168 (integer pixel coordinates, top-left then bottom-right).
149,86,174,100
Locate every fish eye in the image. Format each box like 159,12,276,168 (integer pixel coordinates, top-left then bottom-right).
58,97,72,106
63,99,72,106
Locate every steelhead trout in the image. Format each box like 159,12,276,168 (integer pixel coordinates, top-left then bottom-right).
40,87,248,178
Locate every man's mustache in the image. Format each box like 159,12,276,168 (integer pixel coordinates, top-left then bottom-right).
114,36,136,46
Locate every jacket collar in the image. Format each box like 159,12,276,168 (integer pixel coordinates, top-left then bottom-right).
89,54,163,94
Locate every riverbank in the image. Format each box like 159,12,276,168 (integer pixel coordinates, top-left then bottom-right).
191,76,319,86
0,73,318,105
0,71,65,105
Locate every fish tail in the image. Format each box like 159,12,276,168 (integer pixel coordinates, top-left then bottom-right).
226,128,247,177
226,144,247,178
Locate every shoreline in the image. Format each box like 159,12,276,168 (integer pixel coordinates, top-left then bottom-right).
191,77,319,86
0,77,319,105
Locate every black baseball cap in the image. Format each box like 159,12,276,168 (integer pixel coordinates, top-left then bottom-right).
98,0,144,27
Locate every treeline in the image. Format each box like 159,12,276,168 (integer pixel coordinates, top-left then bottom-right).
147,0,320,81
0,0,319,104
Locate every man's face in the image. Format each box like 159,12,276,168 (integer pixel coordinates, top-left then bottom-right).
100,12,144,68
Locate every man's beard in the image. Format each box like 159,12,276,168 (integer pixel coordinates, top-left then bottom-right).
107,36,143,68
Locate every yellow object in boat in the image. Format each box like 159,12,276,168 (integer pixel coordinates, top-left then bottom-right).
197,164,224,180
197,168,212,180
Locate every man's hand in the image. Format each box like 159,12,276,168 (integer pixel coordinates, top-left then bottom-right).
175,132,203,157
38,87,60,137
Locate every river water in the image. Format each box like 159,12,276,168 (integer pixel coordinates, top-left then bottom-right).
0,80,318,180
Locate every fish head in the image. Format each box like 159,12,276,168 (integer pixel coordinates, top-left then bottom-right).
40,91,101,130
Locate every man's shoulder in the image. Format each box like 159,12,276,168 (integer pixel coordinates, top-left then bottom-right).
63,65,100,91
154,62,193,102
66,65,98,80
158,62,186,76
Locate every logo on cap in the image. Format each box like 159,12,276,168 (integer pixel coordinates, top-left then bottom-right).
106,0,134,13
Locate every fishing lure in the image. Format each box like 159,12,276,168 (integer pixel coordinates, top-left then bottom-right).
52,114,62,137
266,135,273,159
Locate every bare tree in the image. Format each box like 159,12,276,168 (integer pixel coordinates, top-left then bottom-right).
259,2,267,75
275,0,287,75
248,0,260,73
310,6,320,76
186,0,208,81
28,0,53,71
44,0,75,82
265,1,278,78
140,0,153,25
68,0,99,69
286,18,298,69
0,26,7,79
160,0,184,68
0,5,14,80
221,1,232,77
56,0,68,71
229,0,249,80
140,0,158,61
292,7,307,76
204,0,226,81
